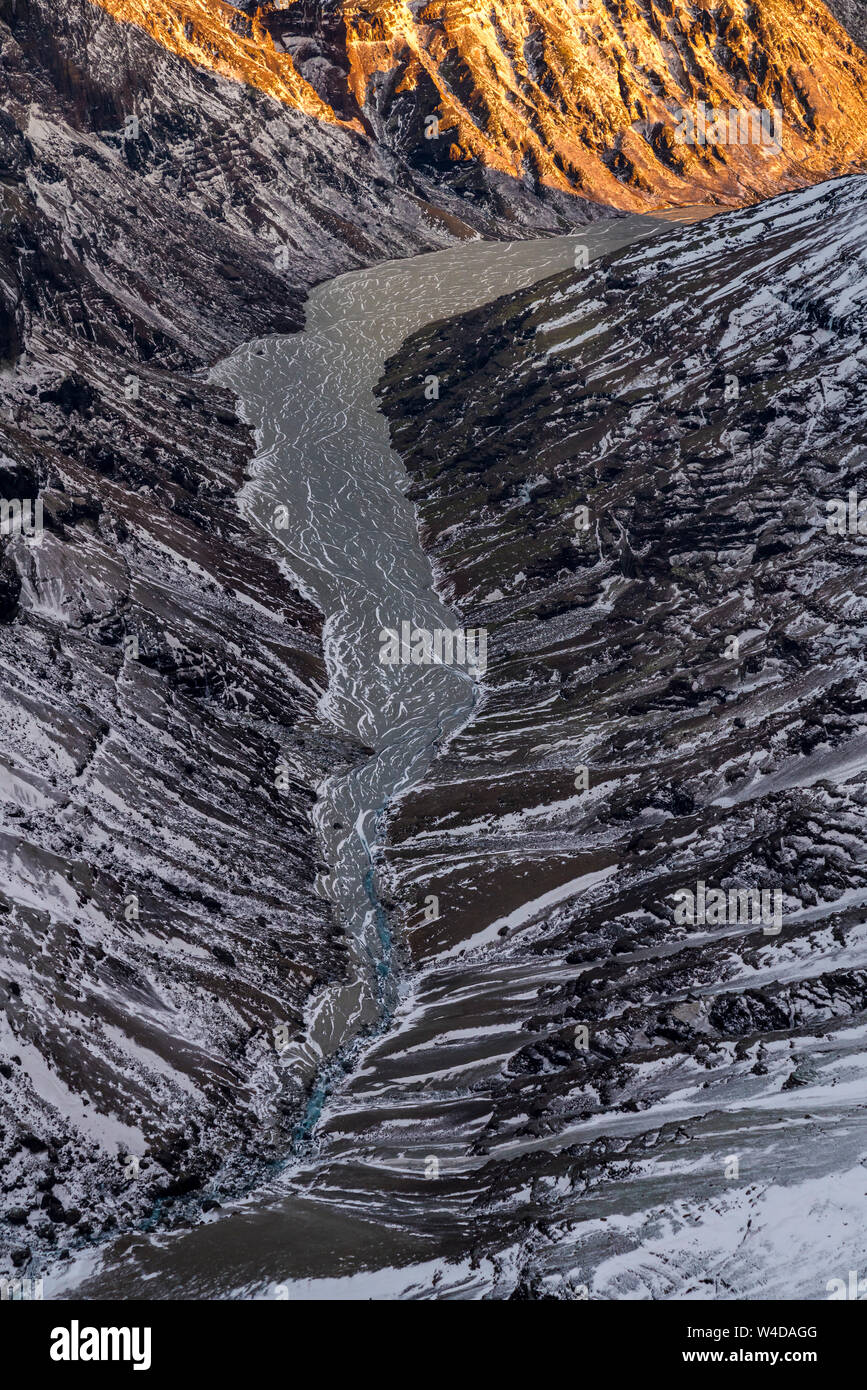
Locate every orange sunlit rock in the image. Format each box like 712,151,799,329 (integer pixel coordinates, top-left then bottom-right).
89,0,358,127
89,0,867,207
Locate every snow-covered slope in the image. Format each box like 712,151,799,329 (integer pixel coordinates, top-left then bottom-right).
3,0,867,1290
375,175,867,1297
825,0,867,49
0,0,586,1272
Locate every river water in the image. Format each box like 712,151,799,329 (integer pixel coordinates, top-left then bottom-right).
55,206,716,1300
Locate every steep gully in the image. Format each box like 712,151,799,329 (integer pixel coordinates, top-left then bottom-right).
55,205,714,1299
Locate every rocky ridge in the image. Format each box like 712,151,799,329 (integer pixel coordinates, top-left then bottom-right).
375,174,867,1296
92,0,867,208
0,0,593,1273
2,0,867,1289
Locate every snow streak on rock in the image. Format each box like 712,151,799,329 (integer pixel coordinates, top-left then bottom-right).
41,211,708,1301
0,0,585,1274
372,175,867,1297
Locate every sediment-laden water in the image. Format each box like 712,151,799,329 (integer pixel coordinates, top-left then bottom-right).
53,208,714,1300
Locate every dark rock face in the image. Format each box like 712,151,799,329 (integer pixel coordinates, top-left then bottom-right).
375,177,867,1293
259,0,364,128
0,0,596,1272
2,0,864,1295
0,145,355,1267
824,0,867,48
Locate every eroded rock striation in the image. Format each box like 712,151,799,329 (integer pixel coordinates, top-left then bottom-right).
375,175,867,1296
0,0,590,1271
2,0,867,1289
91,0,867,207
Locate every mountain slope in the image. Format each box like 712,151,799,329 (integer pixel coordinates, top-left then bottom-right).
90,0,867,207
0,0,591,1274
375,174,867,1296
